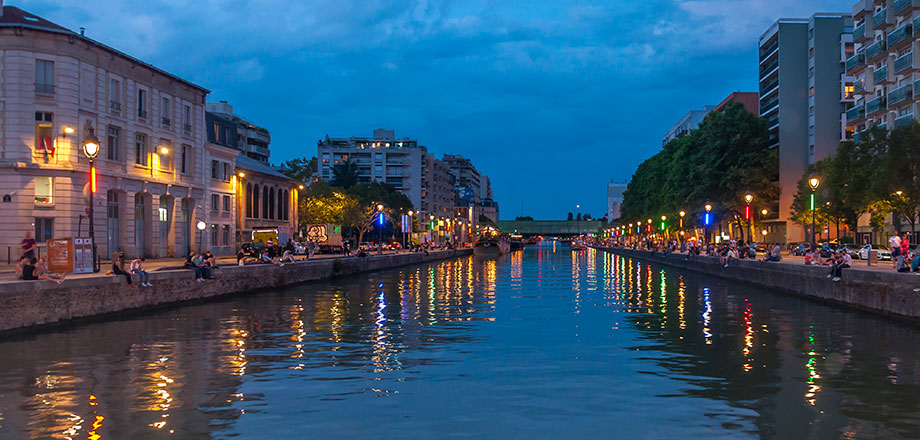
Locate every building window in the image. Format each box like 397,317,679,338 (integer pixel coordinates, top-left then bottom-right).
137,89,147,119
808,66,814,78
34,218,54,243
845,84,854,99
262,186,269,219
246,184,253,218
277,189,284,220
269,188,275,220
222,163,230,181
109,79,121,111
107,126,121,161
222,225,230,246
161,97,171,126
34,176,53,205
34,60,54,94
809,47,815,58
158,141,172,171
223,195,231,212
283,190,289,220
253,184,260,218
211,194,220,211
211,224,219,247
809,86,815,97
183,105,192,131
213,123,219,141
34,112,53,156
211,160,220,179
135,133,148,166
181,145,190,174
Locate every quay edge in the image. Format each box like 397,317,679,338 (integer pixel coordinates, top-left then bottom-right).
0,249,472,333
595,247,920,322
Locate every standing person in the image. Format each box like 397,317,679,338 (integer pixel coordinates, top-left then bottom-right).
890,232,903,267
131,257,151,287
21,231,36,260
112,253,133,286
901,233,910,260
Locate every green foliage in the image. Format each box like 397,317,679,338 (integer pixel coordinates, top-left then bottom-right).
620,102,778,224
515,216,535,221
280,157,317,183
331,161,360,188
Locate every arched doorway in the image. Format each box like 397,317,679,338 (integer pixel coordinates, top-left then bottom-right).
158,195,174,257
134,193,148,258
180,198,194,256
106,190,121,259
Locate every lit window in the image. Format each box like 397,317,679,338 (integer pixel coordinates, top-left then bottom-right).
34,176,53,204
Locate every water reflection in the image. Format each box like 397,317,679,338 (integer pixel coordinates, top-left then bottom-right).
1,247,920,438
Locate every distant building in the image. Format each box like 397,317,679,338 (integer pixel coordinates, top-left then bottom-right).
206,101,271,164
712,92,760,114
662,106,714,146
234,155,298,245
607,181,628,222
316,129,453,218
759,13,853,243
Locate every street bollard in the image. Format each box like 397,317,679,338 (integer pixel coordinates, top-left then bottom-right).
868,250,878,267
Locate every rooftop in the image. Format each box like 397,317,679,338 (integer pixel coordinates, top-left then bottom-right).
235,154,292,181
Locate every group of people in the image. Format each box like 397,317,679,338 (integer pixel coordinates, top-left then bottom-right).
185,251,217,281
15,256,65,284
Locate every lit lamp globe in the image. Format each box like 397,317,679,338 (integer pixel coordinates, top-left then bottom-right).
197,221,206,231
82,129,100,159
745,194,753,204
809,177,820,190
661,215,667,221
377,204,384,211
679,211,686,218
762,209,768,216
704,203,713,212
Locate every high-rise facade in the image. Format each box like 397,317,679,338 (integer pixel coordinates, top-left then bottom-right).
607,181,628,222
759,13,853,243
847,0,920,137
206,101,271,164
662,106,714,146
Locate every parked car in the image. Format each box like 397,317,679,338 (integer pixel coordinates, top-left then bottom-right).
839,244,861,259
791,242,808,256
858,244,892,261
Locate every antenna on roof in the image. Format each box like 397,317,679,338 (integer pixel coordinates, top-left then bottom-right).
80,27,85,36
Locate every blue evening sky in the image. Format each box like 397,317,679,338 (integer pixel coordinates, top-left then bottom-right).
21,0,853,220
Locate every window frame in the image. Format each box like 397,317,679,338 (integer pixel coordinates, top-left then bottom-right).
135,133,148,166
34,176,54,205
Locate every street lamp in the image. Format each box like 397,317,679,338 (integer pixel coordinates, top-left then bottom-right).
82,128,100,272
809,176,820,249
744,193,753,242
197,220,207,252
704,203,713,244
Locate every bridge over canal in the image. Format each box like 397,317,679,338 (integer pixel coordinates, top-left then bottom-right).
497,220,604,237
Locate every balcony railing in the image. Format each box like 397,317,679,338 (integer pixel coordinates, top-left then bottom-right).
867,96,887,114
846,52,866,72
915,15,920,33
895,51,914,73
109,101,122,111
855,23,866,40
855,78,866,93
867,40,887,61
138,109,147,119
888,23,912,47
767,116,779,128
873,8,888,29
162,117,171,126
759,42,779,62
874,64,889,83
760,60,779,76
34,83,55,94
888,83,913,105
760,99,779,114
894,0,914,14
847,104,866,121
895,113,915,127
878,122,888,131
183,123,192,132
760,79,779,95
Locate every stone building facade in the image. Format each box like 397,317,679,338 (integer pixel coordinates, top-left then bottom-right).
0,4,234,259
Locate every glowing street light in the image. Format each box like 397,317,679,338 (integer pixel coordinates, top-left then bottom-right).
82,128,101,272
809,176,820,249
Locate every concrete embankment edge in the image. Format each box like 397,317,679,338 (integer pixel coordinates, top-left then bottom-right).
595,247,920,321
0,249,472,333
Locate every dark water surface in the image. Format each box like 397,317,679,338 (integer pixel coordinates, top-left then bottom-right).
2,245,920,439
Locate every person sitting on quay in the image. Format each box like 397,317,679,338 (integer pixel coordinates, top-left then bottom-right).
721,246,737,268
896,250,912,273
112,253,134,287
130,257,152,287
184,253,207,282
193,253,214,279
35,257,66,283
203,251,219,269
20,257,63,284
14,256,29,280
827,249,851,282
280,248,296,263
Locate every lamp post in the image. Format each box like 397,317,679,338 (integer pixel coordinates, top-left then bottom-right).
809,176,820,249
376,203,385,254
744,193,753,242
704,203,713,245
196,220,206,252
82,128,100,272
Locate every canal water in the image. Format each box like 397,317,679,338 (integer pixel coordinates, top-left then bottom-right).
1,245,920,439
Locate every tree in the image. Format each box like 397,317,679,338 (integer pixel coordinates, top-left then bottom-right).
567,212,573,221
515,216,535,221
576,213,582,221
331,161,360,188
883,121,920,236
280,157,317,183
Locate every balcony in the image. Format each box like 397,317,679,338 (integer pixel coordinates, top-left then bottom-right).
866,95,887,114
161,117,171,126
760,79,779,95
895,51,914,73
873,8,889,30
866,40,887,61
878,122,888,131
874,64,889,84
847,104,866,121
138,109,147,119
847,52,867,73
855,23,867,41
915,78,920,95
894,0,917,15
183,123,192,132
855,78,866,93
759,42,778,63
109,101,122,111
888,83,913,105
34,83,55,94
766,115,779,128
915,15,920,33
247,144,270,157
887,23,912,48
895,113,915,127
760,99,779,114
759,60,779,76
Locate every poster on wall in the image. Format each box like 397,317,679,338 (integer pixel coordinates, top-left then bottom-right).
47,238,73,274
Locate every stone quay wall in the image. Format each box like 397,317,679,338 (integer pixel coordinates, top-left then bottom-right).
0,249,472,333
596,247,920,321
